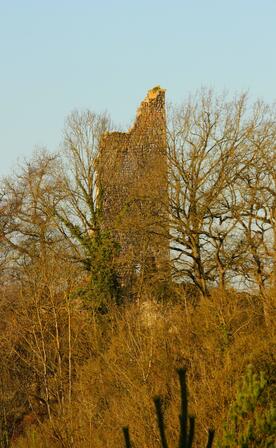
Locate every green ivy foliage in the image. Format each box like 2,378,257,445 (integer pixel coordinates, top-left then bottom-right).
87,231,121,307
73,230,122,311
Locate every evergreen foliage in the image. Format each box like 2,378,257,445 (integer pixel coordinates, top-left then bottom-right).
217,367,275,447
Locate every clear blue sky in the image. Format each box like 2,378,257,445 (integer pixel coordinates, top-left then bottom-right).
1,0,275,176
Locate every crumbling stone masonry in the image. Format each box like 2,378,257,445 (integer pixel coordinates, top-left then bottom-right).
98,86,169,286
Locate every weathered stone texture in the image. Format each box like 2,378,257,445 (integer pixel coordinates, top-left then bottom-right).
98,86,168,282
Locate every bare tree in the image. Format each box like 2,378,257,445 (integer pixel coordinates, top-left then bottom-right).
56,110,110,247
166,90,274,298
54,110,122,307
0,150,63,270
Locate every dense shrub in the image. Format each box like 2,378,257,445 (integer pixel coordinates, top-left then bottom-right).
8,289,275,448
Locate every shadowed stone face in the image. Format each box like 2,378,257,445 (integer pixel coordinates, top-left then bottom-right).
98,87,169,284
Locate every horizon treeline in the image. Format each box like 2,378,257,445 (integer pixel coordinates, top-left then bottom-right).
0,89,275,447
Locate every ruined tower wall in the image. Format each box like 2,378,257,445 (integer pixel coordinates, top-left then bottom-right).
98,86,168,280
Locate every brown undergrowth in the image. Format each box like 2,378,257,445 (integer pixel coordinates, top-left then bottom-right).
9,289,276,447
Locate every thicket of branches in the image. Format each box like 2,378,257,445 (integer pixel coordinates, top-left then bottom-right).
167,92,276,300
0,90,275,447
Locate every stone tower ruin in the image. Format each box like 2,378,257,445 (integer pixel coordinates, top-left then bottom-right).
98,86,168,287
